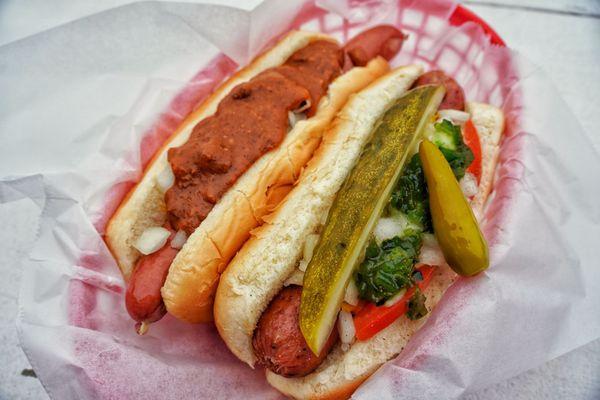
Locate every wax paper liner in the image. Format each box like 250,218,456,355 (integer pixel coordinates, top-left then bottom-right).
1,0,598,399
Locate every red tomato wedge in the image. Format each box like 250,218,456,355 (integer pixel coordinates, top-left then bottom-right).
353,265,436,341
463,119,482,183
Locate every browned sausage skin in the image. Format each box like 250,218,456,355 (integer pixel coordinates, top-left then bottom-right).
253,286,339,377
343,25,406,67
412,70,465,110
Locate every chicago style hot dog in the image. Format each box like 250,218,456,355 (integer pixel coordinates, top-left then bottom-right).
215,66,504,398
106,26,406,332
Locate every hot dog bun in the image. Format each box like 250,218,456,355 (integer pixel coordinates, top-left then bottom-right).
266,102,504,400
214,64,505,398
106,30,390,323
214,64,426,364
106,31,331,280
162,58,389,323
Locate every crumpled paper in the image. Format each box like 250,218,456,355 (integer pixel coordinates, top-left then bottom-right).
1,0,599,399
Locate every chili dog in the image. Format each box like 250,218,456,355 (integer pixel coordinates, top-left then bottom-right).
106,26,406,332
214,66,504,399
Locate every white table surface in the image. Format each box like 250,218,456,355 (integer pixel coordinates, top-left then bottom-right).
1,1,599,399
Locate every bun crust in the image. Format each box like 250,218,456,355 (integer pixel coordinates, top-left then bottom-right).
214,72,505,398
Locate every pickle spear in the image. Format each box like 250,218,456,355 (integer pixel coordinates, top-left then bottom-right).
300,85,445,355
419,139,489,276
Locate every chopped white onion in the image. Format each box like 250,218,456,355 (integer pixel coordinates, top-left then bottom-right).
288,111,307,130
294,99,311,113
298,259,308,272
373,216,409,244
418,233,446,266
170,230,188,249
438,109,470,125
337,310,355,345
344,279,360,306
156,164,175,192
383,288,407,307
284,269,304,286
372,213,424,255
134,227,170,255
421,233,438,248
460,172,479,198
303,234,320,263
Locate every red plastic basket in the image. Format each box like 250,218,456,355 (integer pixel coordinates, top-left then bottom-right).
450,4,505,46
72,3,516,400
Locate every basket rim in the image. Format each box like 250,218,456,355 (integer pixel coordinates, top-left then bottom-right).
450,4,506,46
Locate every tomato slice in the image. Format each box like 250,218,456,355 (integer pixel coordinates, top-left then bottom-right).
463,120,482,183
353,265,436,341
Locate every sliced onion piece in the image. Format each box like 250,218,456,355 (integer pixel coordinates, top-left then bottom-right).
319,212,329,227
337,310,355,346
472,206,483,223
424,121,438,142
383,288,407,307
373,217,405,244
134,227,170,255
135,321,150,335
288,111,307,130
418,233,446,266
343,279,360,306
156,164,175,192
460,172,479,198
170,230,188,249
294,99,311,113
284,269,304,287
438,109,470,125
303,234,320,263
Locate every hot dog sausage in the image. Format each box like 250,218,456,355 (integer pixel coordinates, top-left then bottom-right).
125,243,178,333
343,25,406,67
413,70,465,110
253,285,338,377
